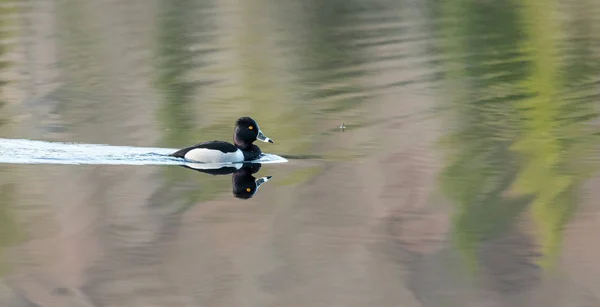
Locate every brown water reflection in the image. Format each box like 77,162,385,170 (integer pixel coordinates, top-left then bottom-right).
0,0,600,306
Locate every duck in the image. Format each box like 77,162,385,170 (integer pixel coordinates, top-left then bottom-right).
169,117,274,163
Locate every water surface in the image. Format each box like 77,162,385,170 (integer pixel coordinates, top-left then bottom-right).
0,0,599,306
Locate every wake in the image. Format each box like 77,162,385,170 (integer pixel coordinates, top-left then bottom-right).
0,138,287,166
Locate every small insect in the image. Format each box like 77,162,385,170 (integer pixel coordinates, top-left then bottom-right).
339,122,346,132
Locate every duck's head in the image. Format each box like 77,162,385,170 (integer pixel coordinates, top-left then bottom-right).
233,117,274,150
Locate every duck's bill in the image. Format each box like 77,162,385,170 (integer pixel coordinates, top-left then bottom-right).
257,130,274,143
255,176,272,190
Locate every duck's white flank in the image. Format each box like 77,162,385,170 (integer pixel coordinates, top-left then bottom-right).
184,148,244,163
184,162,244,170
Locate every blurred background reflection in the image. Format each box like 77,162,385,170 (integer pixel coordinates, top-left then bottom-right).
0,0,599,306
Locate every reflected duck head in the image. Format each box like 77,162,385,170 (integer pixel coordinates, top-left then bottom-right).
232,166,272,199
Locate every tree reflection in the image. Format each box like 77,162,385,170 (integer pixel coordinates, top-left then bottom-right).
0,0,21,275
153,0,233,206
436,0,600,269
510,0,600,266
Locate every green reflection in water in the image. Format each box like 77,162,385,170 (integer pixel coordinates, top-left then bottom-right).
0,183,20,275
153,0,230,206
510,0,600,267
154,0,200,153
263,0,397,183
296,0,371,115
436,0,600,269
0,0,16,127
435,0,530,270
53,0,109,129
0,0,22,275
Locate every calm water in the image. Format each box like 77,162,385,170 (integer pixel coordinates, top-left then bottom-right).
0,0,600,306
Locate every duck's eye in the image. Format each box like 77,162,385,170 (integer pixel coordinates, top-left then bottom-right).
246,188,251,192
248,126,254,130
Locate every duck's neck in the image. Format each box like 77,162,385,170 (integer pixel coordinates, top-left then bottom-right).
234,136,252,150
239,144,261,161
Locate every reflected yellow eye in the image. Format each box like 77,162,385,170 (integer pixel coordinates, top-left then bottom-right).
246,188,251,192
249,126,254,130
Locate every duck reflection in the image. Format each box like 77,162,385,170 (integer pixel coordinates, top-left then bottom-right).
181,162,272,199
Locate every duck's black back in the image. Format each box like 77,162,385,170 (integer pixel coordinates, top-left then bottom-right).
169,140,238,158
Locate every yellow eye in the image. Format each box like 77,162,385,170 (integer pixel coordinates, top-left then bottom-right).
246,188,251,192
249,126,254,130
